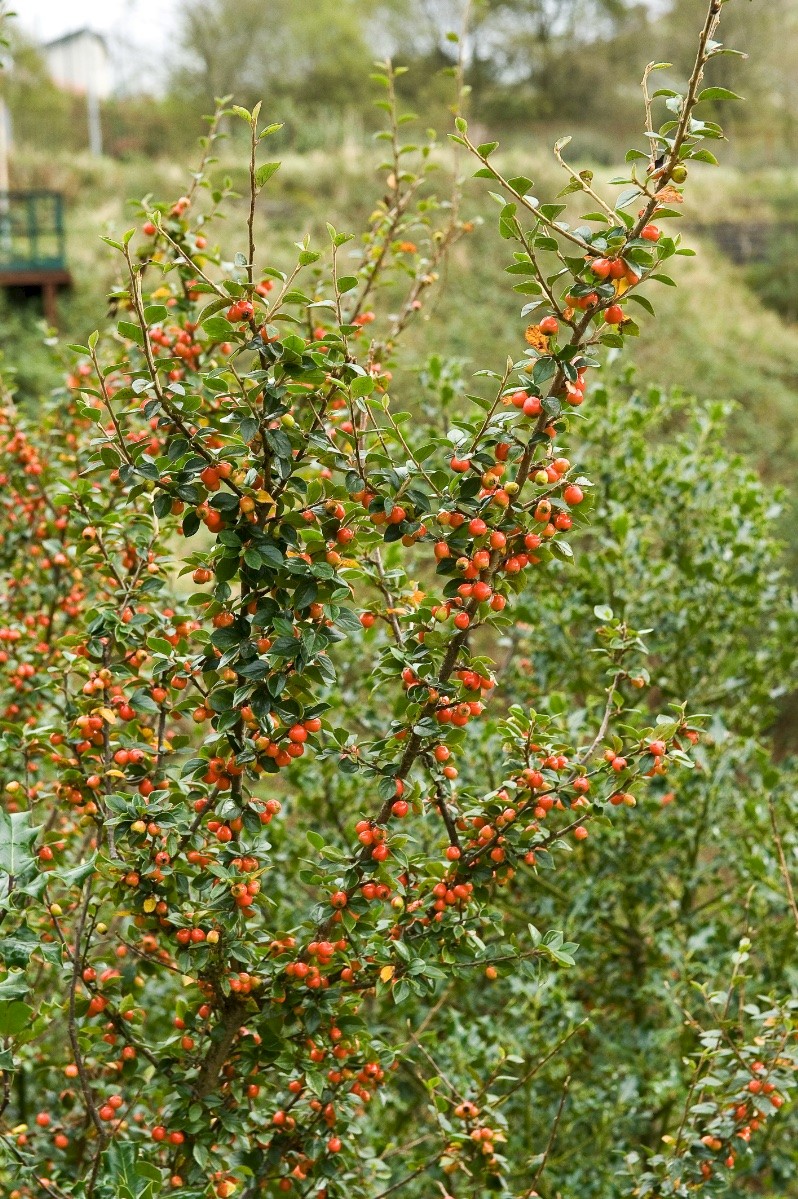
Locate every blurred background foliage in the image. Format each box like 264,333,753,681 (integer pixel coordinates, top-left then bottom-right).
6,0,798,161
2,0,798,400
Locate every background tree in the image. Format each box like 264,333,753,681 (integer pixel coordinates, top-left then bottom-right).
171,0,376,114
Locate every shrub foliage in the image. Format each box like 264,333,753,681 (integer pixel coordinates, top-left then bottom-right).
1,3,796,1198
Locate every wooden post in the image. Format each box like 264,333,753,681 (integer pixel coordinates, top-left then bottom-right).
42,280,58,327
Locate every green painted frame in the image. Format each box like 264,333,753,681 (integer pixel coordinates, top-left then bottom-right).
0,190,68,272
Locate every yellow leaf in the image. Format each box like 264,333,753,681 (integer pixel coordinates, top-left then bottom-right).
94,707,117,724
379,965,395,983
143,897,157,913
255,490,277,517
524,325,549,351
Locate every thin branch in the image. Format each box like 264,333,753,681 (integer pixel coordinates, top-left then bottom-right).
67,881,106,1142
247,109,258,286
577,669,625,764
370,1153,444,1199
530,1075,570,1191
494,1021,588,1107
768,797,798,933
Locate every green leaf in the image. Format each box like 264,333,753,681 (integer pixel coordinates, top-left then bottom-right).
0,929,58,968
325,226,352,248
351,376,375,398
53,856,97,889
697,87,743,102
551,539,573,561
0,810,38,879
506,175,534,194
255,161,281,188
499,203,518,240
203,315,236,340
616,187,641,211
0,1001,33,1037
136,1162,163,1183
689,148,719,165
117,321,145,347
628,294,655,316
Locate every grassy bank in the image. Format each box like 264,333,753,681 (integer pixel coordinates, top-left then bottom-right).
4,142,798,500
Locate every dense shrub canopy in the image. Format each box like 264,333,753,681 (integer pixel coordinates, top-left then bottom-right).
0,4,796,1198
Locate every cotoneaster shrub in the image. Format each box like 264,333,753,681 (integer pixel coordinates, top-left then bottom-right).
1,3,796,1198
